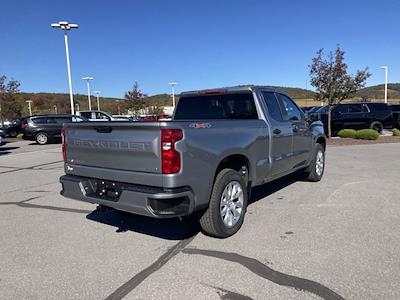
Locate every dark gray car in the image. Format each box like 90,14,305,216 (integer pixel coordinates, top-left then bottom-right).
23,115,86,145
60,86,326,237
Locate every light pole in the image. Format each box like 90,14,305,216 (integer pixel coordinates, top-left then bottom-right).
168,82,177,107
26,100,33,116
75,103,80,113
381,66,388,103
51,21,78,115
94,91,101,110
82,77,94,110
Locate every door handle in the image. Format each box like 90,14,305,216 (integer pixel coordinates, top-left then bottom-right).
273,128,281,135
292,124,299,132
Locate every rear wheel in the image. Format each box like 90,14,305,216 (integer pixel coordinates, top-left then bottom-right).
370,121,383,133
199,168,248,238
35,132,49,145
304,143,325,182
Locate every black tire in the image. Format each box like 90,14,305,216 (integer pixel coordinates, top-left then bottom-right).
304,143,325,182
35,132,49,145
199,168,248,238
7,131,17,138
370,121,383,133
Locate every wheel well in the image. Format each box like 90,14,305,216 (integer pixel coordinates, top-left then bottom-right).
215,154,250,186
316,136,326,150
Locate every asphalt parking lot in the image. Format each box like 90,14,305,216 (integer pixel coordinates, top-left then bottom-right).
1,140,399,300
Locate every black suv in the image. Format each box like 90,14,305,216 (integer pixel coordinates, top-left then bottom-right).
389,105,400,129
22,115,86,145
310,103,393,135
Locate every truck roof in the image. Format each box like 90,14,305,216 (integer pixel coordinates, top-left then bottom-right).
180,85,289,96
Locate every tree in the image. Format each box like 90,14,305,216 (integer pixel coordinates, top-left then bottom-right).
309,46,371,137
0,75,21,124
123,82,147,114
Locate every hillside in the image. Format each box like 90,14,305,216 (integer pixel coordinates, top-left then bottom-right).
11,83,400,116
356,83,400,100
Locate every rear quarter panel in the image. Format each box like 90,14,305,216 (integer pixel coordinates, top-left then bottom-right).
163,120,269,207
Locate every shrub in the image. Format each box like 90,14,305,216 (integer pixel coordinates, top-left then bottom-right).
355,129,379,140
393,128,400,136
337,129,357,138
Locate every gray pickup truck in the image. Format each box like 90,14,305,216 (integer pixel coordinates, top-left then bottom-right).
60,86,326,237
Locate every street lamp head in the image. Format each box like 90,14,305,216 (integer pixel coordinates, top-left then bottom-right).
82,76,94,81
168,82,177,86
93,90,101,94
51,21,78,30
381,66,388,69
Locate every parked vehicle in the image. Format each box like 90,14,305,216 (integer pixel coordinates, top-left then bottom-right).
60,86,326,237
0,129,6,146
1,117,26,137
78,110,128,121
309,102,393,135
389,105,400,129
22,115,86,145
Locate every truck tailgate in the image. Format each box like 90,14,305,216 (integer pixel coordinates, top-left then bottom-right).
65,122,161,174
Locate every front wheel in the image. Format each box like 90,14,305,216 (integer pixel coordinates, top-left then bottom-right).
304,144,325,182
199,169,248,238
35,132,49,145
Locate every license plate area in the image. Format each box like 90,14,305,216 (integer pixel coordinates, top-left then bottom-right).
84,179,124,202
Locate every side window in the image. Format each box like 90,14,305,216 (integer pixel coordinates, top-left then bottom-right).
348,104,363,113
54,117,72,124
262,92,283,121
336,105,348,114
32,117,47,124
72,116,84,122
95,112,110,120
46,118,57,124
80,112,92,119
277,94,302,121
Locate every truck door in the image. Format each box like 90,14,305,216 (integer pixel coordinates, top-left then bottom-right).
260,91,293,177
276,93,311,169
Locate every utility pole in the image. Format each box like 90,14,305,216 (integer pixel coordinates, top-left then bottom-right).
26,100,33,116
51,21,78,114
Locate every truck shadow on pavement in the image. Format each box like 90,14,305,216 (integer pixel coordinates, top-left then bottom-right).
86,172,303,241
249,171,301,206
86,209,201,240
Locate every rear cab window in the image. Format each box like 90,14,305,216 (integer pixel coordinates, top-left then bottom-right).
174,92,258,120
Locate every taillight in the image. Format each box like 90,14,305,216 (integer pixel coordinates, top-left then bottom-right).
61,127,67,163
21,123,28,129
161,128,183,174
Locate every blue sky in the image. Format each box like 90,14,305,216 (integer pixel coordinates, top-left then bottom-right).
1,0,399,98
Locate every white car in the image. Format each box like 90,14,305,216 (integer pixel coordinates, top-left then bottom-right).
77,110,128,122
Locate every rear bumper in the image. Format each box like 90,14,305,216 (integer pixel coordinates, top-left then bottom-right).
59,175,195,218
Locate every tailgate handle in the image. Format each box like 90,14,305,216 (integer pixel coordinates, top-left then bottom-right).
95,126,112,133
